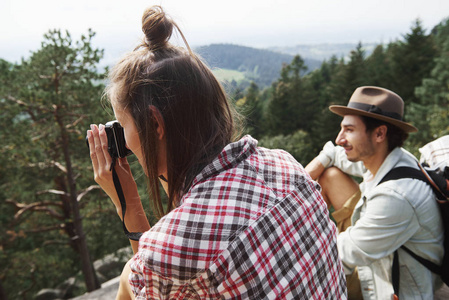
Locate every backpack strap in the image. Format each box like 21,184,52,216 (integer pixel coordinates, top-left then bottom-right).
392,250,400,297
378,166,427,185
378,166,443,296
401,246,441,275
379,166,448,200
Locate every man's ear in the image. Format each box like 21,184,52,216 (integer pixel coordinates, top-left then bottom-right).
149,105,165,140
374,125,387,142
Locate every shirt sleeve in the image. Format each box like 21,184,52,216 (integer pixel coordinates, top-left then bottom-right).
128,251,147,298
337,186,418,274
317,141,365,177
129,250,201,300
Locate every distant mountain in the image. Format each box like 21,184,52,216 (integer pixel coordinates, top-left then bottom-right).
195,44,322,89
269,43,378,61
195,43,378,90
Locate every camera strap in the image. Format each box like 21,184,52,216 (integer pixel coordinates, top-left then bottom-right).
110,158,143,241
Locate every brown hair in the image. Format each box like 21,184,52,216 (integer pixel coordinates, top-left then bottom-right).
361,116,408,152
106,6,239,217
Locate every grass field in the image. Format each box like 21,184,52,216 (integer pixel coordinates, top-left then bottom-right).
212,68,246,83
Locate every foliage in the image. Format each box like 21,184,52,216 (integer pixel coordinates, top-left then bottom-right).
2,14,449,300
265,55,310,136
236,82,263,138
0,29,123,299
258,130,314,165
240,18,448,164
411,18,449,150
389,19,438,105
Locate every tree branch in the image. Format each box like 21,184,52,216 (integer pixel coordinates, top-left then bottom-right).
36,189,69,197
16,206,65,222
34,206,65,219
5,199,65,224
66,115,87,129
77,185,101,202
43,239,71,247
26,160,67,173
25,224,66,234
53,161,68,173
5,95,52,122
6,95,38,122
5,199,63,210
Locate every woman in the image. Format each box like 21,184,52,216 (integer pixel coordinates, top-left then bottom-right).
87,6,346,299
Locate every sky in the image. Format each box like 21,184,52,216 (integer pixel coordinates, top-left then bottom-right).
1,0,449,65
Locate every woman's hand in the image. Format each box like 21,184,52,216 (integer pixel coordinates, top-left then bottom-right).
87,124,140,215
87,123,150,252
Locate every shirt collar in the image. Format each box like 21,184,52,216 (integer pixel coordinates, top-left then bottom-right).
371,147,412,185
191,135,258,186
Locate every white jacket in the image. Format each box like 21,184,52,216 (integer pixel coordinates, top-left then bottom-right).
318,142,444,299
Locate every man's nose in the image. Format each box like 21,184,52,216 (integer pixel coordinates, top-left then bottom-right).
335,131,345,146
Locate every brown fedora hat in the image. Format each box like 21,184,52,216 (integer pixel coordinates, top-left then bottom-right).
329,86,418,133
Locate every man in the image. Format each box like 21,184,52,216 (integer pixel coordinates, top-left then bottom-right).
305,86,444,299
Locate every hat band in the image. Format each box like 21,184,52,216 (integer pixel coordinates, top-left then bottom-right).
348,102,402,121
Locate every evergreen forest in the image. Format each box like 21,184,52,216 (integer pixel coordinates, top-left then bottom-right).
1,17,449,299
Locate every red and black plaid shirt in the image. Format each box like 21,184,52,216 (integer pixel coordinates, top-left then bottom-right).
129,136,347,299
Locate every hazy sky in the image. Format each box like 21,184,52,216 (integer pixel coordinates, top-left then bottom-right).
2,0,449,64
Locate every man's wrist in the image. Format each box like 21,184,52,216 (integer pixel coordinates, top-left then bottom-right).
317,141,336,168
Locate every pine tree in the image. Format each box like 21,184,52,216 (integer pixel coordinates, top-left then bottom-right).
412,19,449,147
365,44,394,88
0,29,107,296
266,55,308,135
241,82,264,138
307,57,345,153
390,19,437,104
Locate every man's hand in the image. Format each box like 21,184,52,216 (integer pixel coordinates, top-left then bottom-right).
305,157,326,181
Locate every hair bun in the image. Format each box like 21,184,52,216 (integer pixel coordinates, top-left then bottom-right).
141,6,173,50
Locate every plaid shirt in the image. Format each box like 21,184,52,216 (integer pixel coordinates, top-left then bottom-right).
129,136,347,299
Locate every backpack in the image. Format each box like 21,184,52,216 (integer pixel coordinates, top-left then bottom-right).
378,135,449,295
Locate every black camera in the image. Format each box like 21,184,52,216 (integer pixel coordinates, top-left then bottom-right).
105,121,133,158
87,121,133,158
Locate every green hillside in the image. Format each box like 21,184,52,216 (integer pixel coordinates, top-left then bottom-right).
212,68,246,83
196,44,321,89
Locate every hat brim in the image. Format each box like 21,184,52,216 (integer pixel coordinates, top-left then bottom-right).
329,105,418,133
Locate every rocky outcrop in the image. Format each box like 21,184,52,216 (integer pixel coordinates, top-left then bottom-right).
70,277,120,300
34,247,132,300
